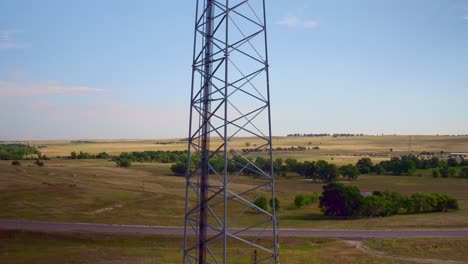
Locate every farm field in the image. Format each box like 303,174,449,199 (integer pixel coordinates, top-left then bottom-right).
16,135,468,165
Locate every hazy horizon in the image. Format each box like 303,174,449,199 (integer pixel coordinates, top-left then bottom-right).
1,0,467,140
2,133,468,142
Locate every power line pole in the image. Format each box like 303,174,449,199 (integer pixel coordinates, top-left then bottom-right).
183,0,278,263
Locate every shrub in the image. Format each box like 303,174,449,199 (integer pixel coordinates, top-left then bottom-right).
459,167,468,179
294,195,305,208
447,197,459,210
34,160,44,167
448,167,457,178
269,197,280,211
432,169,439,178
253,196,268,211
361,195,392,217
115,158,131,168
439,164,449,178
96,152,110,159
170,162,187,176
11,160,21,166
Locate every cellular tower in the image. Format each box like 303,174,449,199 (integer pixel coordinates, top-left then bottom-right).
183,0,278,263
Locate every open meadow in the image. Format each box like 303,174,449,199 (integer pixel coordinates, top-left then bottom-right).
1,135,468,229
1,136,468,263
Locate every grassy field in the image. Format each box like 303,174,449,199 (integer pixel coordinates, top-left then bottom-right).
1,136,468,263
0,229,411,264
1,158,467,230
17,135,468,165
364,238,468,262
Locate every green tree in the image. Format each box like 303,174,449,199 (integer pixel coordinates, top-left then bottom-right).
361,195,391,217
269,197,280,211
373,164,384,175
339,164,360,180
439,164,449,178
284,158,298,172
447,158,458,167
356,158,373,174
319,183,363,217
70,151,77,159
273,158,284,175
253,196,268,211
315,160,338,182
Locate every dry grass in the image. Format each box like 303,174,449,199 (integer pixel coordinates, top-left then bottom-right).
0,229,403,264
1,158,467,230
19,136,468,164
364,238,468,261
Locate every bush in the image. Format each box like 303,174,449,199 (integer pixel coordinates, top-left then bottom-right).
294,193,321,208
115,158,131,168
11,160,21,166
432,169,439,178
459,167,468,179
170,162,187,176
439,164,449,178
447,198,459,210
34,160,44,167
294,195,305,208
361,195,392,217
96,152,110,159
270,197,280,211
253,196,268,211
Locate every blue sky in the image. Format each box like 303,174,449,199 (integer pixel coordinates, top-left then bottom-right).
1,0,467,140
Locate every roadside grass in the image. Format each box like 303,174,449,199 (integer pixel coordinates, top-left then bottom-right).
364,238,468,261
0,229,401,264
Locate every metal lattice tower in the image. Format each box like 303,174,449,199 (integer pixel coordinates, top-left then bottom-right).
183,0,278,263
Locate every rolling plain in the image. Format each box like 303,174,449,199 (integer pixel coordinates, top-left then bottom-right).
1,135,468,263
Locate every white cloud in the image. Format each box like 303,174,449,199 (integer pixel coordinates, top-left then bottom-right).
277,15,319,29
277,15,301,27
0,80,107,96
303,20,320,29
0,30,24,49
464,15,468,21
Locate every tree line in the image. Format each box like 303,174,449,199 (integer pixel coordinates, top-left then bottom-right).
319,183,459,218
287,133,365,137
171,155,361,182
0,144,41,160
355,156,468,178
